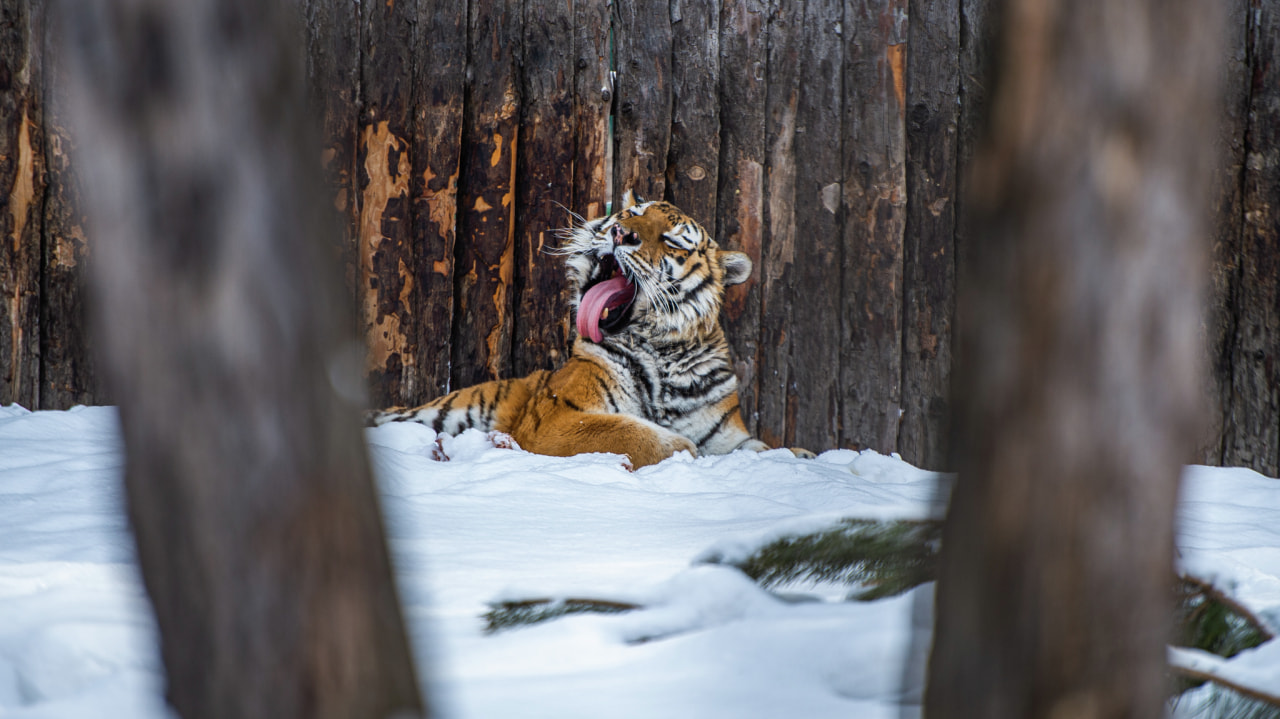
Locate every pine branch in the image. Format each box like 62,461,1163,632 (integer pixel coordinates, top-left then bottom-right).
722,519,943,601
484,597,641,633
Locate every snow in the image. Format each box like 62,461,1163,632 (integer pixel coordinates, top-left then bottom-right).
2,405,1279,717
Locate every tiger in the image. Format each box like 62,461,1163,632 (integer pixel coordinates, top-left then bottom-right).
369,194,807,468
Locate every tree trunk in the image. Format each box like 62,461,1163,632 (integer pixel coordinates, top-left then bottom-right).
57,1,427,717
925,2,1223,719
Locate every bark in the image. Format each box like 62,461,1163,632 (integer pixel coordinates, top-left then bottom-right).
410,0,467,400
304,0,360,319
839,0,908,454
58,1,426,717
926,2,1223,719
40,5,99,408
571,0,611,224
1223,0,1280,476
1197,0,1250,465
1,0,45,410
612,0,673,205
757,0,800,448
899,0,958,469
787,0,844,451
716,0,769,436
360,0,421,406
452,0,522,390
666,0,721,236
512,0,575,377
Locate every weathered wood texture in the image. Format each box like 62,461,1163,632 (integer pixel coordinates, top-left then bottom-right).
666,0,720,238
756,0,801,448
9,0,1280,473
787,0,844,451
927,0,1223,715
839,0,907,452
1,0,44,410
411,0,467,397
1223,0,1280,476
39,10,99,409
451,0,521,390
612,0,673,204
512,0,574,377
1197,0,1251,465
59,0,427,716
717,0,769,435
360,0,421,406
899,0,958,468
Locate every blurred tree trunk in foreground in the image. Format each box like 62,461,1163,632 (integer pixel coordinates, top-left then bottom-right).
57,1,427,718
926,1,1223,718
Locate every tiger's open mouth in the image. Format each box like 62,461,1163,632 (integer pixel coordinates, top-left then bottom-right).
577,253,637,342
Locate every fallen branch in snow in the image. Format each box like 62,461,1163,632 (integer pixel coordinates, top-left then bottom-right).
1177,574,1277,644
484,597,641,633
714,519,943,601
1168,662,1280,710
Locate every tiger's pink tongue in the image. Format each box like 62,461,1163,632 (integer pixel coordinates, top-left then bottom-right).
577,275,636,342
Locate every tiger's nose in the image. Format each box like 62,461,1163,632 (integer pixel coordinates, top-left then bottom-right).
610,224,641,247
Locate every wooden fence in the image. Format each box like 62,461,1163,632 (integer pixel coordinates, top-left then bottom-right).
2,0,1278,473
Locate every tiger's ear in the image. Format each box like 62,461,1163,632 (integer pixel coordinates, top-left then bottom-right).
621,190,644,210
720,251,753,286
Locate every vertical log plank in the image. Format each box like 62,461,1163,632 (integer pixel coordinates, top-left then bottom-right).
452,0,522,389
304,0,361,317
511,0,575,377
1,0,44,410
572,0,611,224
757,0,800,448
1224,0,1280,475
360,0,419,406
955,0,996,290
839,0,907,454
1200,0,1250,464
666,0,720,237
40,16,99,408
788,0,844,450
717,0,769,435
612,0,673,204
898,0,958,468
411,0,468,397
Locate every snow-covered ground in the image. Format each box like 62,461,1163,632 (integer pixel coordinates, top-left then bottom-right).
1,405,1277,718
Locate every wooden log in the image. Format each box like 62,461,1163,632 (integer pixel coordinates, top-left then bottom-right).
788,0,845,451
1223,0,1280,476
666,0,720,236
839,0,908,455
59,0,427,715
1199,0,1250,464
0,0,45,410
757,0,801,448
40,15,100,409
304,0,361,326
511,0,575,377
955,0,996,295
612,0,673,205
571,0,611,224
716,0,769,436
359,0,421,406
898,0,959,469
926,0,1223,717
410,0,468,397
452,0,522,389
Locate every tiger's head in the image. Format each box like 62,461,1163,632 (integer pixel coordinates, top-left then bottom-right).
558,195,753,344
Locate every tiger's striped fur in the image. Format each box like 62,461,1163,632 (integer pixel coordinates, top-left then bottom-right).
371,196,786,468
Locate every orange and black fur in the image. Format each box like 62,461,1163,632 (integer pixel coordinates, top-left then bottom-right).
370,196,805,468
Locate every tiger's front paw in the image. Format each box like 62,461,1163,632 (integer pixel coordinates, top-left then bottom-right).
788,447,817,459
